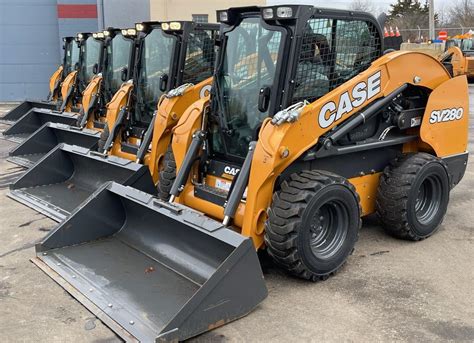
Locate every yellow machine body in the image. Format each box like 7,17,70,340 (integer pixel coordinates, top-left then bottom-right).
171,51,469,248
48,65,63,101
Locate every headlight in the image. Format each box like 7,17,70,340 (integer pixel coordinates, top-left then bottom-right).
92,33,98,38
161,23,170,30
217,10,228,22
121,29,128,36
127,28,136,35
276,7,293,18
170,22,181,30
103,30,110,36
97,32,104,38
135,23,145,31
262,8,274,19
77,33,84,40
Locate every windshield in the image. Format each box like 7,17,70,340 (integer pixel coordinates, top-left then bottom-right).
135,29,175,124
211,17,283,160
461,38,474,51
106,34,133,94
83,37,102,83
64,40,80,75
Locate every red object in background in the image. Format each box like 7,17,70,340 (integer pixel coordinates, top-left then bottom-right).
384,27,389,37
438,30,448,41
57,4,97,18
395,27,401,37
389,26,395,37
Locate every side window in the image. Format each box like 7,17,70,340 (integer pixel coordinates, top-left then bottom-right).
182,29,218,84
292,18,333,104
291,18,381,105
335,20,380,82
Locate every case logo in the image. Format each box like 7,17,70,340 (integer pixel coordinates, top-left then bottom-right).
224,166,240,176
429,108,463,124
318,71,382,129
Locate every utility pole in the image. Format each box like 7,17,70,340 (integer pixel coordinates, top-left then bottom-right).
429,0,435,40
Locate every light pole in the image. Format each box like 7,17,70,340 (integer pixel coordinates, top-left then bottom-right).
429,0,435,40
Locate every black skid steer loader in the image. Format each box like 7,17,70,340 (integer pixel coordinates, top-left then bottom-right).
33,5,469,342
0,37,79,125
10,21,219,221
2,33,104,143
7,28,138,168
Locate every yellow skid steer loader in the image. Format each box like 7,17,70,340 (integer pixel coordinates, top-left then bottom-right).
7,28,138,168
33,5,469,342
2,33,103,143
439,34,474,81
0,36,79,125
10,21,219,221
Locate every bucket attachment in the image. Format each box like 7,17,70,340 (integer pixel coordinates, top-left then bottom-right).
1,108,78,143
9,144,155,222
0,100,57,124
7,123,101,168
33,182,267,342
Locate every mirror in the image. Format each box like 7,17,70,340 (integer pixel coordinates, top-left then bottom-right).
258,86,271,112
121,67,128,82
74,62,80,71
159,74,169,92
92,63,99,74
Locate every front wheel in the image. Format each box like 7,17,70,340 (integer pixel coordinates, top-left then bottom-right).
156,146,176,201
265,170,361,282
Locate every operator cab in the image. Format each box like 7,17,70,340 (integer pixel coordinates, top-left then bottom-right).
119,21,219,155
201,5,382,202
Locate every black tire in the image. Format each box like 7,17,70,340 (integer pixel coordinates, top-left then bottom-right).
156,146,176,201
265,170,361,282
376,153,450,241
97,125,110,152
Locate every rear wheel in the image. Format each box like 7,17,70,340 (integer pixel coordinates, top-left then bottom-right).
265,170,361,281
376,153,450,241
157,146,176,201
97,125,110,152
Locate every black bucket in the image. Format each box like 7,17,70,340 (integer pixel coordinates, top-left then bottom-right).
0,100,57,124
33,182,267,341
9,144,155,221
8,123,101,168
1,108,78,143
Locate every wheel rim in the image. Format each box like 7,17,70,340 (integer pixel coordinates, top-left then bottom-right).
414,175,443,225
309,200,349,260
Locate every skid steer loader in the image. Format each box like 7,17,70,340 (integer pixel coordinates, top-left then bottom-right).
439,34,474,81
33,5,469,341
11,21,219,221
2,32,104,143
7,28,138,169
0,37,80,125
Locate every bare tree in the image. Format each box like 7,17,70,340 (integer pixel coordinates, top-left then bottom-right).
349,0,376,13
448,0,474,28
